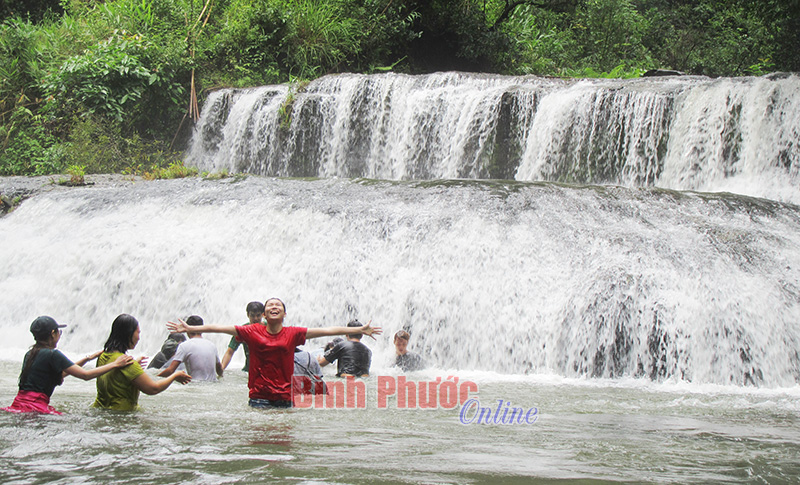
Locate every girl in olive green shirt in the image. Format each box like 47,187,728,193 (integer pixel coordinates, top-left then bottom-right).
93,314,191,410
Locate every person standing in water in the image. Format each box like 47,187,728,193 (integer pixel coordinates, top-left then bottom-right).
220,301,265,372
147,332,187,370
167,298,381,408
158,315,223,382
392,330,425,372
93,314,191,411
2,316,133,415
317,320,373,377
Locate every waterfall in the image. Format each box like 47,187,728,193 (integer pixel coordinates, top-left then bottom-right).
1,178,799,387
186,72,800,204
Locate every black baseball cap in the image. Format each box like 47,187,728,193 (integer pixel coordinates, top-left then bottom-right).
30,316,67,340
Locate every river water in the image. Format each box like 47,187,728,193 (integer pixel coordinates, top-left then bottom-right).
2,361,800,484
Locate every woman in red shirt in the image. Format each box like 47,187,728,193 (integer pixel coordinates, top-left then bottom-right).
167,298,381,408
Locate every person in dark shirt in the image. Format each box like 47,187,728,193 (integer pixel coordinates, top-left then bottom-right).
393,330,424,372
147,332,186,369
2,316,132,415
318,320,372,377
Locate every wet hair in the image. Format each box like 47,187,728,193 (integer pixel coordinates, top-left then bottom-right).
264,298,286,312
347,319,363,340
394,330,410,342
185,315,203,326
18,330,57,389
325,337,344,352
168,332,186,342
246,301,265,315
103,314,140,353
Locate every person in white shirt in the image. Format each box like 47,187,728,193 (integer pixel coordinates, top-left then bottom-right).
158,315,222,382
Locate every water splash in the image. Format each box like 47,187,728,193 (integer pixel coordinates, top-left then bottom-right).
186,72,800,204
2,178,798,386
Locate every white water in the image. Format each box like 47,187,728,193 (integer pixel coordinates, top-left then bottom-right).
186,72,800,204
2,178,799,388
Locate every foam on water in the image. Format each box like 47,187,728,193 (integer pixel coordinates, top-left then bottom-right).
1,177,798,387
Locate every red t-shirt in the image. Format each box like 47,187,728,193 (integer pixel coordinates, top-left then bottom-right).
235,324,307,401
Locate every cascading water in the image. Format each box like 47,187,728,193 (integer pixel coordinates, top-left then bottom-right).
1,177,799,387
186,72,800,204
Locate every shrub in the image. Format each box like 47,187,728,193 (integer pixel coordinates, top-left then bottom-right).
41,29,186,135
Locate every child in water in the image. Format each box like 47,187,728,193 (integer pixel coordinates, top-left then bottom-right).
2,316,133,415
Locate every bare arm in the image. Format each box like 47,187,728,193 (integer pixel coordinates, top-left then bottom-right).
63,354,134,381
132,370,191,395
216,358,223,377
306,321,382,340
317,355,330,367
72,350,103,368
167,320,239,337
220,347,235,370
157,359,181,378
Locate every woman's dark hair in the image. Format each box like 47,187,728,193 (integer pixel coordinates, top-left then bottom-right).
103,314,140,353
18,334,56,389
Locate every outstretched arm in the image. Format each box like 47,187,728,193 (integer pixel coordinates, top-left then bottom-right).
167,319,239,337
63,354,134,381
132,370,191,395
306,321,382,340
157,359,181,378
73,350,103,368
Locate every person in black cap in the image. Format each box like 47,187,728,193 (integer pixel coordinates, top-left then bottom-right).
2,316,133,415
317,320,373,377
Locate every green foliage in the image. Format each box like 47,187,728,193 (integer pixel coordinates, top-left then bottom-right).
406,0,510,72
639,0,782,76
0,18,49,108
62,163,86,185
41,30,186,133
282,0,364,78
277,79,309,130
501,5,577,75
1,0,64,23
574,0,651,73
562,63,647,79
208,0,287,87
142,160,198,179
202,168,230,180
62,114,183,174
0,107,62,175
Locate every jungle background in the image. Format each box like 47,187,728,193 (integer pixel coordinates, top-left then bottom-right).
1,0,798,177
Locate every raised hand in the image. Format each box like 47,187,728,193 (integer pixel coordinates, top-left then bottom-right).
361,320,383,340
166,318,189,334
